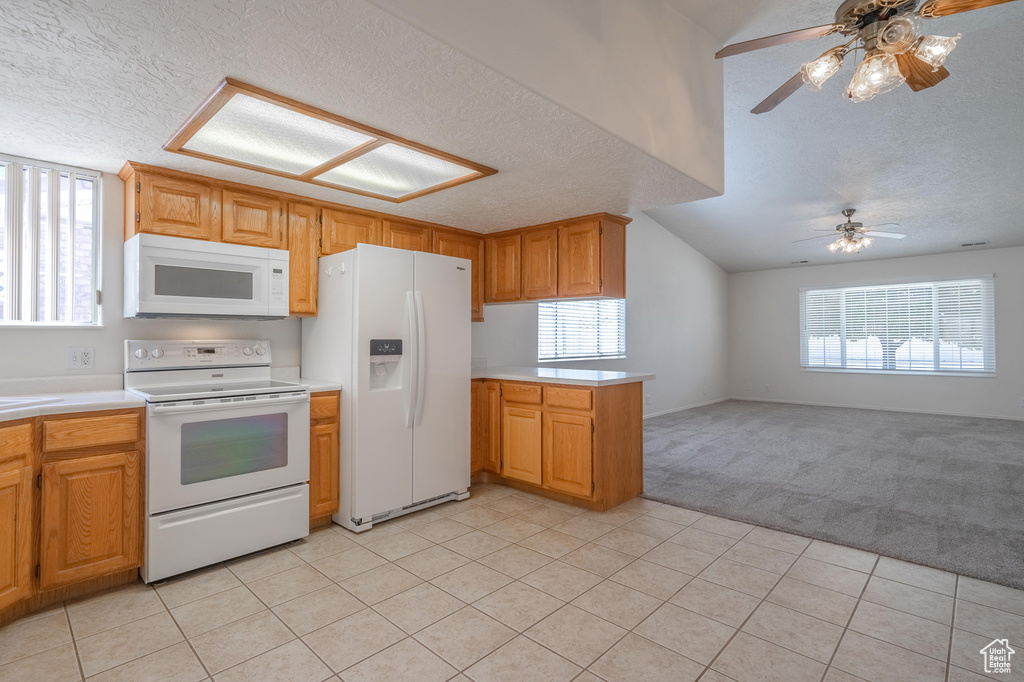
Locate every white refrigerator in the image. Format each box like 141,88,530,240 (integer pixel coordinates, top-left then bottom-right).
302,244,471,531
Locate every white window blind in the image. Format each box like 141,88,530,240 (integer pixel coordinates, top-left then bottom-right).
538,299,625,362
800,276,995,374
0,155,101,325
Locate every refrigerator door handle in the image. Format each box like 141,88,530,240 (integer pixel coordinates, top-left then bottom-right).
405,290,418,428
414,291,427,426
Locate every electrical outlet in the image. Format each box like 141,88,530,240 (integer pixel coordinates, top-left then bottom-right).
645,394,652,406
764,383,770,392
66,347,95,370
746,383,752,392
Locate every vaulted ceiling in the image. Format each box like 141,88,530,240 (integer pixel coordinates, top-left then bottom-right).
651,0,1024,272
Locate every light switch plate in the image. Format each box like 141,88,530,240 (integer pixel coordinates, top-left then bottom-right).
66,347,95,370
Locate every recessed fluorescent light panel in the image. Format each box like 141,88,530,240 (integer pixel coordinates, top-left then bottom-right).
165,78,496,203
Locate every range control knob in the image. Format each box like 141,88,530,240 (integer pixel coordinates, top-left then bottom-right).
151,348,165,359
243,347,254,356
134,349,148,359
255,346,267,356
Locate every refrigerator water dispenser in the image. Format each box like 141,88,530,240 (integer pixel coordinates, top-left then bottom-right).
369,338,403,391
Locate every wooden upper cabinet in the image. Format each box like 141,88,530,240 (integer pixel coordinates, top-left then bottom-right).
288,202,320,316
383,221,431,252
486,234,522,302
221,189,285,249
136,173,215,240
501,405,542,485
543,412,593,498
322,209,382,255
40,450,142,589
0,465,33,610
434,230,485,321
558,220,603,298
522,227,558,300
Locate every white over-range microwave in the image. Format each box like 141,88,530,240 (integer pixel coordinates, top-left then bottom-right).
124,233,289,319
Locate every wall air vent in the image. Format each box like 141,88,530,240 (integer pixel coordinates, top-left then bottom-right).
791,260,810,265
960,241,990,248
164,78,496,203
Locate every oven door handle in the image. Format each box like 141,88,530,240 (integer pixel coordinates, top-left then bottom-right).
149,392,310,415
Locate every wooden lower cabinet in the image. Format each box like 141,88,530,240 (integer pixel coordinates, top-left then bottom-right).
40,451,141,589
0,466,33,610
543,412,592,498
309,391,341,521
501,405,543,485
473,380,642,510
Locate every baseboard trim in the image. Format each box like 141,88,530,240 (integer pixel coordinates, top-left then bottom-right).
644,397,729,420
726,396,1024,422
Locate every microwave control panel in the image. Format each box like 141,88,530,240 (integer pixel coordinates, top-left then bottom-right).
270,267,286,302
125,340,271,371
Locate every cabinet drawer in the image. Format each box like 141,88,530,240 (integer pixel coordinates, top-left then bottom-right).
545,387,592,411
502,383,542,405
310,393,340,420
43,413,140,452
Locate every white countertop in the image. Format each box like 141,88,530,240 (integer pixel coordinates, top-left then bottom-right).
0,391,146,422
300,378,343,392
472,366,655,387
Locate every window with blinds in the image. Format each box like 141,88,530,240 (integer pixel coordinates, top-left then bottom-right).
800,277,995,374
0,155,101,325
538,299,625,362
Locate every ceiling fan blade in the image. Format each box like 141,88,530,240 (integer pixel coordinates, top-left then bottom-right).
864,231,907,239
752,73,805,115
919,0,1017,18
862,223,902,230
716,24,845,59
895,53,951,92
792,235,834,243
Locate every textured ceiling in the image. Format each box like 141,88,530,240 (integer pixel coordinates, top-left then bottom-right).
0,0,715,233
650,0,1024,272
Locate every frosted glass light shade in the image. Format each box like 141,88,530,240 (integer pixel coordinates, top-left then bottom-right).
914,34,961,71
315,143,476,199
802,51,843,90
846,53,906,103
182,94,374,175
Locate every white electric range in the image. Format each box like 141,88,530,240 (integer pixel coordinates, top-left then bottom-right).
125,340,310,583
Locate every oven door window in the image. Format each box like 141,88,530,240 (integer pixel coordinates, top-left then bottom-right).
180,413,288,485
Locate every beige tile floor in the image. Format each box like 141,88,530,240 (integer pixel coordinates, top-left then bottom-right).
2,483,1023,682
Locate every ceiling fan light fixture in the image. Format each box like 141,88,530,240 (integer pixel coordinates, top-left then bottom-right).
801,50,844,90
877,16,920,54
914,33,961,70
846,52,906,103
828,232,873,254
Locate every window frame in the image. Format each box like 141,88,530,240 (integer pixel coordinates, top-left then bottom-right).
799,275,996,376
537,298,626,363
1,153,102,327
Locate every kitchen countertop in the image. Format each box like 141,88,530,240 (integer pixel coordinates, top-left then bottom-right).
300,378,343,392
472,366,655,387
0,391,147,422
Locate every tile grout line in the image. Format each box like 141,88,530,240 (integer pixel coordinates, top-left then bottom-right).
154,574,216,680
944,574,959,682
64,603,87,682
817,552,880,682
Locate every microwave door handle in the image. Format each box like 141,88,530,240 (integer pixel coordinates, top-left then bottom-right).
405,291,417,429
150,392,309,415
414,291,426,427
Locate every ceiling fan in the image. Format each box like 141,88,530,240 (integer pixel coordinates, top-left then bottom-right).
716,0,1018,114
794,209,907,253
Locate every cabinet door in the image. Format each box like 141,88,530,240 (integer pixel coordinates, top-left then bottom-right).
484,381,502,473
501,405,542,485
40,451,142,589
558,220,602,297
543,412,593,498
471,380,485,474
383,221,431,252
486,234,522,302
434,231,485,321
138,173,214,240
222,190,285,248
288,202,320,316
522,228,558,300
309,422,340,518
0,466,33,610
322,209,382,254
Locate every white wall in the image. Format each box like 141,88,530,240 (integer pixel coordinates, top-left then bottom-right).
472,212,729,417
0,175,301,386
367,0,725,196
728,247,1024,420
